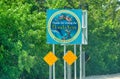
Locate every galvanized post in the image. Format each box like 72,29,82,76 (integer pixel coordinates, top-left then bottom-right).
74,45,77,79
64,45,67,79
67,65,71,79
53,44,55,79
49,65,52,79
80,45,82,79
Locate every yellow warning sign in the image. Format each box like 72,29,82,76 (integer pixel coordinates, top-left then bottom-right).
44,52,58,66
63,51,77,65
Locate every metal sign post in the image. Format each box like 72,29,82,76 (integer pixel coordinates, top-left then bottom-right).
74,45,77,79
64,45,67,79
49,66,52,79
81,10,88,79
53,44,55,79
67,65,71,79
49,44,56,79
80,45,82,79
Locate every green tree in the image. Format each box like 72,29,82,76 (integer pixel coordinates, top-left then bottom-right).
0,0,120,79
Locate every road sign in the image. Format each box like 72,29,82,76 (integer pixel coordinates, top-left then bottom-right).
63,51,77,65
44,52,58,66
47,9,82,44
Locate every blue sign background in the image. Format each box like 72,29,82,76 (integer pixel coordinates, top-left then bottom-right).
47,9,82,44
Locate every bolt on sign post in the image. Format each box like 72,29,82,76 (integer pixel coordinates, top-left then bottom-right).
44,9,88,79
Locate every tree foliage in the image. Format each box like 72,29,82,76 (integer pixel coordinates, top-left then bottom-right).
0,0,120,78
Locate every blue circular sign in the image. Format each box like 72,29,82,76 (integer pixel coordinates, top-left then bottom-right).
48,10,81,43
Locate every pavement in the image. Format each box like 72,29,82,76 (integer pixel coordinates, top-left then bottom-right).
86,73,120,79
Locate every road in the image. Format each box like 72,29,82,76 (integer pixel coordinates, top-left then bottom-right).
86,73,120,79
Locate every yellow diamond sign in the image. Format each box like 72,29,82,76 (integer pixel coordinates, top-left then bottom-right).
44,52,58,66
63,51,77,65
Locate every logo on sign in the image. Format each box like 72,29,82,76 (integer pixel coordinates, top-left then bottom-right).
47,10,82,44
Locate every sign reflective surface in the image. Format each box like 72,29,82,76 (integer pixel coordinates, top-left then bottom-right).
47,9,82,44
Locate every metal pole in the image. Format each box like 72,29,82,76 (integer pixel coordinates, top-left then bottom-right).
80,45,82,79
64,45,67,79
67,65,71,79
49,66,52,79
53,44,55,79
74,45,77,79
